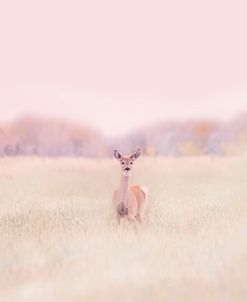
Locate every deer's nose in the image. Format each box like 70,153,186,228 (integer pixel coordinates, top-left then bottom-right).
125,167,130,171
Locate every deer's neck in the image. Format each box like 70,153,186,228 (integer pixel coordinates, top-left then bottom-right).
119,175,130,206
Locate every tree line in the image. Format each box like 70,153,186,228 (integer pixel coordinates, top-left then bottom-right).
0,113,247,157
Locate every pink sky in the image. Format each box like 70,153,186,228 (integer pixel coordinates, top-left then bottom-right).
0,0,247,136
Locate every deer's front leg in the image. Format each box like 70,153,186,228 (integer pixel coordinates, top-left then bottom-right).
127,215,138,231
116,214,121,224
127,215,137,223
136,213,143,223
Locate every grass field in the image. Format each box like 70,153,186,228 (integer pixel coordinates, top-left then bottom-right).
0,156,247,302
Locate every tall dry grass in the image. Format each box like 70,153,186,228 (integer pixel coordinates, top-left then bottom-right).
0,156,247,302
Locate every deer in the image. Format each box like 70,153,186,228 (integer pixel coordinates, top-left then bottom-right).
112,149,148,224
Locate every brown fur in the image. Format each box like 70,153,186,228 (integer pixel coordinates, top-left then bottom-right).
112,149,147,224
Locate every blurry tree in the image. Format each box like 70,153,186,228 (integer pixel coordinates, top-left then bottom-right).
178,141,202,156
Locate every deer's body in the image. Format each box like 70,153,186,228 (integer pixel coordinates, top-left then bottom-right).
112,149,147,223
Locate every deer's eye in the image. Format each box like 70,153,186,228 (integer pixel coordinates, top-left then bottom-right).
130,162,133,165
121,162,124,165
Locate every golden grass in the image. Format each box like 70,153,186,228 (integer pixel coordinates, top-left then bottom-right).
0,156,247,302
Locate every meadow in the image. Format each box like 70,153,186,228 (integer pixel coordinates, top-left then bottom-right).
0,156,247,302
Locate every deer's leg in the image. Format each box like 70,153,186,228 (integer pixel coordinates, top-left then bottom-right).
127,215,136,223
128,215,138,229
116,213,121,224
127,215,139,232
136,213,143,223
136,200,145,223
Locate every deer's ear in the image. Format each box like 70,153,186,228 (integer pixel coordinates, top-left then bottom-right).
131,148,141,160
114,150,123,160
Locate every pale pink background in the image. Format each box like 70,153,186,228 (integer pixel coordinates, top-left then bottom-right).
0,0,247,136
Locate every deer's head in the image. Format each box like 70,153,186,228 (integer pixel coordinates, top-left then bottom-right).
114,149,141,176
